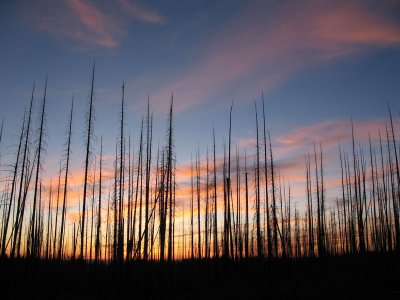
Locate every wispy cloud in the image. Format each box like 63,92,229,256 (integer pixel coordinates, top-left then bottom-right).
147,0,400,113
229,117,388,197
120,0,166,24
25,0,166,49
234,118,386,158
38,116,390,224
67,0,123,48
274,118,386,157
179,117,387,207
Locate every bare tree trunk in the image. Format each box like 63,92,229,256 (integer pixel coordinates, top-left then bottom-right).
58,98,73,260
95,138,103,262
196,150,201,259
254,102,262,258
213,127,218,258
52,163,61,259
389,107,400,251
306,154,315,257
205,150,209,258
167,96,174,262
1,105,26,256
191,156,194,259
10,84,34,258
144,97,151,260
268,132,278,258
339,145,348,254
227,103,234,258
135,118,144,259
81,63,95,260
261,94,271,258
45,180,52,259
90,161,96,261
113,144,118,261
235,147,241,259
126,135,132,260
118,83,125,262
30,78,47,257
245,150,249,259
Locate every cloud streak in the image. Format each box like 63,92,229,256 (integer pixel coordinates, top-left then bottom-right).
274,118,386,157
25,0,166,49
120,0,166,24
67,0,123,48
148,0,400,113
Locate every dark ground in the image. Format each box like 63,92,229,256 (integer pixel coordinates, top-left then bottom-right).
0,253,399,299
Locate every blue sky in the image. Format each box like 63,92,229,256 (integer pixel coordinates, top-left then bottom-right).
1,0,400,210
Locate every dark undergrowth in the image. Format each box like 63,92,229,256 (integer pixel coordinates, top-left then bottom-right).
0,253,399,299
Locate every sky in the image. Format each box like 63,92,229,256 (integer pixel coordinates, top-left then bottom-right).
1,0,400,245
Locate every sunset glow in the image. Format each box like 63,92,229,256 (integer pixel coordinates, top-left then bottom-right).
1,0,400,263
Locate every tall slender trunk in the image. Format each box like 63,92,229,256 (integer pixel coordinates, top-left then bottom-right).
113,144,118,261
89,161,96,261
30,78,47,257
95,138,103,262
45,180,52,259
52,163,61,258
143,97,151,260
245,150,249,258
319,143,326,255
314,143,325,257
10,84,34,258
135,118,144,259
191,155,194,259
261,94,271,258
167,96,174,261
126,135,132,260
205,150,209,258
386,123,400,250
196,150,201,259
389,107,400,251
213,127,218,258
226,102,233,258
254,102,262,258
339,145,348,254
306,154,314,256
235,148,241,259
58,98,73,260
268,131,278,258
118,83,125,261
81,63,95,260
1,106,26,256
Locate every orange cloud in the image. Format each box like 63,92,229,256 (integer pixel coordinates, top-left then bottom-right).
30,115,393,257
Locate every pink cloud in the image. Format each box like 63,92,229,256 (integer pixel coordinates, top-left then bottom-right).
229,117,389,204
66,0,123,48
25,0,124,49
274,119,386,156
120,0,166,24
36,117,391,244
25,0,165,49
146,0,400,114
312,2,400,46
